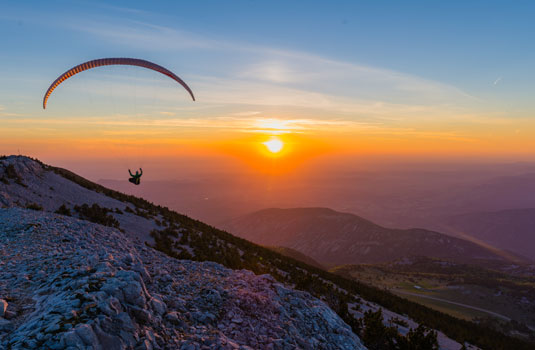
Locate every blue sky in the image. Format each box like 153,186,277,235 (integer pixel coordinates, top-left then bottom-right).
1,0,535,162
4,1,534,83
3,1,534,92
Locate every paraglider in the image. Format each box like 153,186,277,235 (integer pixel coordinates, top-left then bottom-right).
43,58,195,186
43,57,195,109
128,168,143,185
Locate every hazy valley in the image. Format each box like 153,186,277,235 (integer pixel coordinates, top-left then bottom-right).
100,162,535,263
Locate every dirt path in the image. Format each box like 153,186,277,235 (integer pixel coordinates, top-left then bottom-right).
395,290,511,321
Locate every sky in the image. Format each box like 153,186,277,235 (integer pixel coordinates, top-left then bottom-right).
1,0,535,180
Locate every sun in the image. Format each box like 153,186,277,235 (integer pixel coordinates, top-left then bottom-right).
263,137,284,153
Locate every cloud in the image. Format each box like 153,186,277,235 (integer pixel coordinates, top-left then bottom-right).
232,111,261,117
47,71,484,131
92,3,150,15
0,105,24,118
11,115,475,142
67,19,221,51
19,9,500,138
239,62,313,84
4,113,363,134
65,17,474,108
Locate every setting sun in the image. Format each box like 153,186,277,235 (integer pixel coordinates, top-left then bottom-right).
263,137,284,153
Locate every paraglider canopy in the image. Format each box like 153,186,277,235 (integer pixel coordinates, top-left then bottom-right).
43,57,195,109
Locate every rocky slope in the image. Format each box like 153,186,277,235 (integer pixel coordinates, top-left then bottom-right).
0,207,363,350
0,155,159,243
223,208,517,267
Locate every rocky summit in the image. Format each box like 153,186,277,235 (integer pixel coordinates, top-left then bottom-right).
0,207,365,350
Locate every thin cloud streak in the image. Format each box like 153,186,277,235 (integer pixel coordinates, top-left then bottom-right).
2,114,477,143
66,17,476,105
0,105,24,118
61,75,473,124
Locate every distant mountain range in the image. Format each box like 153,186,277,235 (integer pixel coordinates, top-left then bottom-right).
443,208,535,261
224,207,524,267
100,170,535,264
98,166,535,229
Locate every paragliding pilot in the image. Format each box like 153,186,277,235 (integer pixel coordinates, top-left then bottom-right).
128,168,143,185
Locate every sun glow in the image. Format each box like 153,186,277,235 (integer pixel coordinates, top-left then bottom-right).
263,137,284,153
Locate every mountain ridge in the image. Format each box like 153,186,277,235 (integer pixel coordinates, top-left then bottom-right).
223,207,523,267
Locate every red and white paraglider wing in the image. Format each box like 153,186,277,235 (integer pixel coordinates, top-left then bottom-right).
43,58,195,109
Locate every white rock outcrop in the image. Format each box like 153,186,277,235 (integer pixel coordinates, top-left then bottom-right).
0,208,365,350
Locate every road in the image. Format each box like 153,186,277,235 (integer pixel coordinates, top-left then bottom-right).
395,290,511,321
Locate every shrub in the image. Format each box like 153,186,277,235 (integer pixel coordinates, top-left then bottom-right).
26,202,43,211
4,164,18,179
2,164,27,187
74,203,120,229
404,325,439,350
55,204,72,216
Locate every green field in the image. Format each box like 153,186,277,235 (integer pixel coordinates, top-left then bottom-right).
331,257,535,340
392,291,493,321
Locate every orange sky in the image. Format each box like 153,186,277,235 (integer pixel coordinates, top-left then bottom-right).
3,113,535,182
